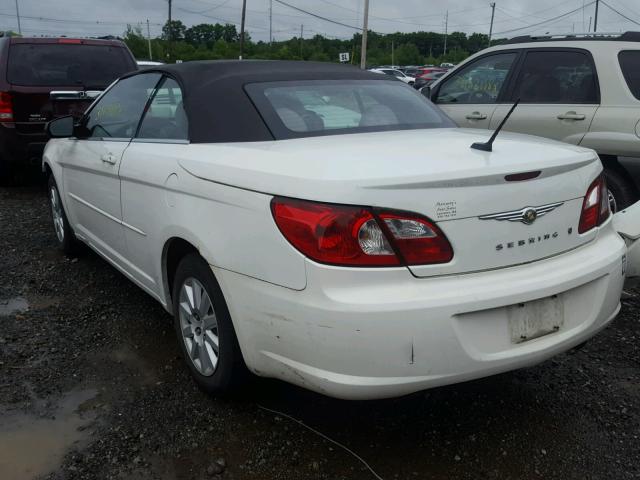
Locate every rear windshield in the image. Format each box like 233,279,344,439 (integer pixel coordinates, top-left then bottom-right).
619,50,640,100
7,44,135,88
246,80,454,139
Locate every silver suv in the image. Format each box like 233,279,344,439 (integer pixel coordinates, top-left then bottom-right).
427,32,640,211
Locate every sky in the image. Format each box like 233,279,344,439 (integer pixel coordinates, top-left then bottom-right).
1,0,639,42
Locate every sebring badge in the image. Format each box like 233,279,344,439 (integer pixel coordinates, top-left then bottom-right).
478,202,564,225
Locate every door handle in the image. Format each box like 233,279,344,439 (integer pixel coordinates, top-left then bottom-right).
465,112,488,120
557,112,586,121
101,153,117,165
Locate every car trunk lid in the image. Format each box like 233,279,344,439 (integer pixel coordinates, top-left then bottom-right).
179,128,603,276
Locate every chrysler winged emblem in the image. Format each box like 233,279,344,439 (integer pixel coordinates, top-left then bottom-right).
478,202,564,225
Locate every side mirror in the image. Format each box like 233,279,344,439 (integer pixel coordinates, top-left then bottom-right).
420,86,432,99
46,115,75,138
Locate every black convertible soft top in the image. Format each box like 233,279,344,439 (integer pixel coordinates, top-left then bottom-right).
123,60,391,143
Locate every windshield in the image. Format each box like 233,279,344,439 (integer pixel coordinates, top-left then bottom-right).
246,80,454,140
7,44,135,88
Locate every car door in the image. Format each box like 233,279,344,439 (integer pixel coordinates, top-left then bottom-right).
119,76,189,298
490,49,599,144
432,51,519,129
60,72,162,268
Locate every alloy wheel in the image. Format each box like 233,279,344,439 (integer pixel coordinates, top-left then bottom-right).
178,277,219,376
50,186,65,243
608,189,618,214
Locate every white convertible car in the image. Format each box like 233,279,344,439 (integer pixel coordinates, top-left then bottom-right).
43,61,640,400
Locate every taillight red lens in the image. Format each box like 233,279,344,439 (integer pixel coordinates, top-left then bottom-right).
271,198,399,266
271,197,454,267
579,175,610,234
0,92,13,122
377,212,453,264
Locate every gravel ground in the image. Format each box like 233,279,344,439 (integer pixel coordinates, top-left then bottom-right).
1,185,639,480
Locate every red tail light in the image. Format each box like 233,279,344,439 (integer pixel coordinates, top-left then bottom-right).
0,92,13,122
271,197,453,267
578,175,610,234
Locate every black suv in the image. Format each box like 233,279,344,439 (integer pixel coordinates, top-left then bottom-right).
0,36,138,181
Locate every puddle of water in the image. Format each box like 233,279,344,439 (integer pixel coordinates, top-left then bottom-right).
0,389,97,480
0,297,29,316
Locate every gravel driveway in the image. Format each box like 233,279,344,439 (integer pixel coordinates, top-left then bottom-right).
1,186,639,480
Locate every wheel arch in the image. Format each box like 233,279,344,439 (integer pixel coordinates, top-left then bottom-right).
599,154,640,196
162,237,200,314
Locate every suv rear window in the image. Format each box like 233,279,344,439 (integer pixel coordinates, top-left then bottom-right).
619,50,640,100
7,44,134,88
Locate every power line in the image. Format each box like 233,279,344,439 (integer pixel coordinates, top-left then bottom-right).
0,11,163,26
493,1,596,36
601,0,640,26
272,0,362,31
175,6,270,31
186,0,234,14
496,0,580,22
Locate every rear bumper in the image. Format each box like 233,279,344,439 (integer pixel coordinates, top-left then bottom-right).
0,123,47,167
215,225,626,400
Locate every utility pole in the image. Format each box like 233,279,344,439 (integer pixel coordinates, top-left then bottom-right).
391,39,394,67
360,0,369,69
14,0,21,35
269,0,273,44
443,10,448,57
167,0,172,61
588,16,592,32
146,19,152,60
300,24,303,58
239,0,247,59
488,3,496,47
594,0,599,32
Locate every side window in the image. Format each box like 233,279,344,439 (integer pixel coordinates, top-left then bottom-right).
436,53,517,104
513,50,598,104
137,77,188,140
84,73,161,139
619,50,640,100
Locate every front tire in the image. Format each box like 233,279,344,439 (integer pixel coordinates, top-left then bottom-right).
48,175,79,256
172,253,246,394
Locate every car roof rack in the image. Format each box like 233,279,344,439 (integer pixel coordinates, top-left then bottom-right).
501,31,640,44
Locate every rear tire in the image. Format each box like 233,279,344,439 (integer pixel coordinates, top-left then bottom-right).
604,168,637,212
172,253,246,395
0,157,12,186
47,175,79,256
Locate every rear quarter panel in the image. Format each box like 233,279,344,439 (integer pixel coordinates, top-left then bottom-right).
580,43,640,157
118,142,307,309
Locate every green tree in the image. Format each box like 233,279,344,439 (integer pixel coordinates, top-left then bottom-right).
162,20,187,41
221,24,238,42
185,24,217,46
395,43,422,66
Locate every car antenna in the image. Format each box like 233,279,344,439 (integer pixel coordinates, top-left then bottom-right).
470,99,520,152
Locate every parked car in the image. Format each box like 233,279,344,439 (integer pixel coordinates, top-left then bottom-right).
137,60,165,68
43,60,639,400
414,66,446,79
440,62,456,69
413,71,446,90
426,32,640,211
0,36,137,182
369,68,415,85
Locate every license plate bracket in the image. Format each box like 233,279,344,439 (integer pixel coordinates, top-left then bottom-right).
508,295,564,344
